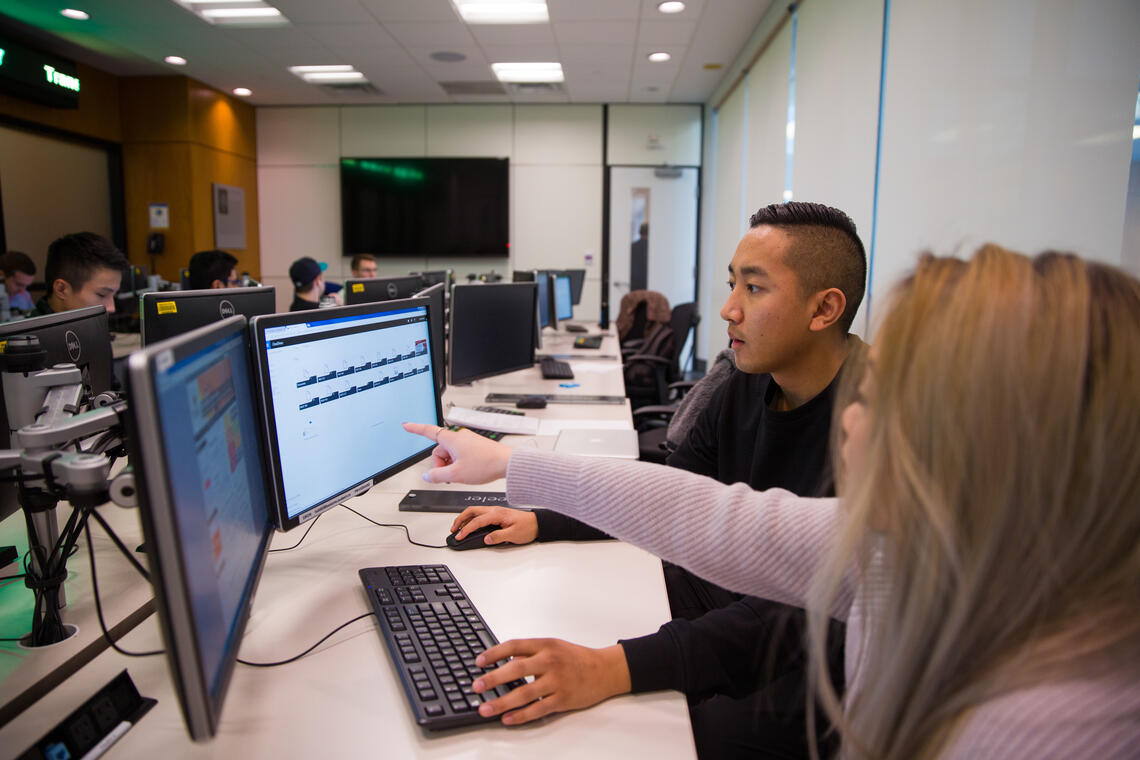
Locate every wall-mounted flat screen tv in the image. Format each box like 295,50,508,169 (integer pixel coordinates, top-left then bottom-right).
341,157,509,258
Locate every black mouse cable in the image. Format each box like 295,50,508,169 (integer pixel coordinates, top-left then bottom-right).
340,504,448,549
268,511,323,553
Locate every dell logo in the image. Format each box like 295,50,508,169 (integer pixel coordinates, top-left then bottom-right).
386,282,398,298
65,330,81,362
219,300,236,318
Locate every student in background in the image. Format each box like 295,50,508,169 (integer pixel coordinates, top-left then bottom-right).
0,251,37,313
407,246,1140,759
446,201,868,758
289,256,328,311
30,232,127,317
350,253,378,279
187,249,239,290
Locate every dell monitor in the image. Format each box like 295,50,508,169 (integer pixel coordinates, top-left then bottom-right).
343,275,424,305
414,282,446,393
250,300,443,531
448,282,537,385
553,274,574,322
126,315,274,741
140,287,276,347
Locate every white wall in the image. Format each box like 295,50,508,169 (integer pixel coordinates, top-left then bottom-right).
701,0,1140,341
257,104,604,316
607,105,702,166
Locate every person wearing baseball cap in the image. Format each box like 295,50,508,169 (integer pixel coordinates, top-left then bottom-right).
289,256,328,311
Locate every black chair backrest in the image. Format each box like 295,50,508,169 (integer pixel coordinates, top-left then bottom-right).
668,302,699,367
626,301,648,343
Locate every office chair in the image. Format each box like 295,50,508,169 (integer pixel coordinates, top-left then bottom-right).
622,301,700,411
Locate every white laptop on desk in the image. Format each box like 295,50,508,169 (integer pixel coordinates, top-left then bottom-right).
553,428,639,459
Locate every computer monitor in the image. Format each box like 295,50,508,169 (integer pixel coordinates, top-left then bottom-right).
126,315,274,741
535,272,552,329
343,275,423,305
557,269,586,305
511,270,535,283
139,287,277,347
448,282,537,385
412,270,452,290
553,274,574,322
0,305,114,521
250,300,443,531
414,282,446,393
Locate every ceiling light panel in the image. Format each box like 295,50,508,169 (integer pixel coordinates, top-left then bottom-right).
173,1,289,26
289,65,368,84
491,61,563,83
453,0,549,25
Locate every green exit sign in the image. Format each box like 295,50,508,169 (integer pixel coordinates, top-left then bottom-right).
0,35,81,108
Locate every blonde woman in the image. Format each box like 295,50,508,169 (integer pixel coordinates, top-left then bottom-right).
405,246,1140,758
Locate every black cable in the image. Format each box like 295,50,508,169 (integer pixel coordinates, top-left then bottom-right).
83,518,163,658
237,612,376,667
0,573,27,581
339,505,448,549
86,508,150,582
268,512,322,553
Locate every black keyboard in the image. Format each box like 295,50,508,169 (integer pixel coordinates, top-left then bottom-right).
564,324,588,333
359,564,526,730
540,356,574,380
447,424,504,441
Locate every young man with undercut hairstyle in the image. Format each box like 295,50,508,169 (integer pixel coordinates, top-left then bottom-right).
187,249,240,290
30,232,128,317
447,202,866,759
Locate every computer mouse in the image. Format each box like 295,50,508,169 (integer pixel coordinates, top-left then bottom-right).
516,395,547,409
446,525,499,550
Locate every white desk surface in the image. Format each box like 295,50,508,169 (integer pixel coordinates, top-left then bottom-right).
1,327,697,758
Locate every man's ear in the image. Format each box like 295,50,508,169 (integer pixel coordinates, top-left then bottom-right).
52,278,72,301
808,288,846,332
211,279,226,289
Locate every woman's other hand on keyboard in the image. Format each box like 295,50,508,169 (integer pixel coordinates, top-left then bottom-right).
403,422,512,484
451,506,538,545
471,638,632,725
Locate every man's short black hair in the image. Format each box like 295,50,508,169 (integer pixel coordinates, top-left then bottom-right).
45,233,128,290
188,249,238,289
749,201,867,333
0,250,36,276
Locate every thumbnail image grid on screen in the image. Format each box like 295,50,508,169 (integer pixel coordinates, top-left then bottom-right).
448,282,537,385
256,304,441,528
127,317,272,740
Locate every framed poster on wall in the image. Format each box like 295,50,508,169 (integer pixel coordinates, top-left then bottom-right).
213,183,245,249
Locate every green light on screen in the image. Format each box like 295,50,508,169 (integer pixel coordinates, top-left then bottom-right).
342,159,424,182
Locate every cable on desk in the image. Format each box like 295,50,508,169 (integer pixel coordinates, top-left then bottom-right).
238,612,377,667
0,573,27,581
86,507,150,583
268,511,323,553
340,504,448,549
83,518,163,658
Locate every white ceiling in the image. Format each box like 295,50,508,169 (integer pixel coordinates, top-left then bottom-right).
0,0,772,105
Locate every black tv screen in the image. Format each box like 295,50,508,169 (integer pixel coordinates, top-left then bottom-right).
341,157,509,257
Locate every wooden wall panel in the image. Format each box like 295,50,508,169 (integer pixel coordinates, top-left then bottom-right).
122,141,194,282
0,62,122,144
188,81,256,160
119,77,190,144
190,143,260,280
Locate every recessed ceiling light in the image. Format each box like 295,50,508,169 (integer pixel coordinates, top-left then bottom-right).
201,6,281,18
648,52,671,63
491,62,563,83
453,0,548,25
233,87,252,97
288,65,354,74
60,8,89,20
657,1,685,13
164,55,188,66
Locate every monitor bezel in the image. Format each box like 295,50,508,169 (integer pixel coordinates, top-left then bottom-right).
447,281,538,386
126,315,274,741
343,275,424,305
413,281,447,394
250,298,444,532
139,286,277,347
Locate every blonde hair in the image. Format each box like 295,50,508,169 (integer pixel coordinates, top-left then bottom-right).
808,245,1140,759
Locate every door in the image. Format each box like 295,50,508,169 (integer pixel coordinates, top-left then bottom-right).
608,166,699,319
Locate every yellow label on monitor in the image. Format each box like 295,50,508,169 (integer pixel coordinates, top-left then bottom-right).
351,283,364,293
0,340,6,353
156,301,178,315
